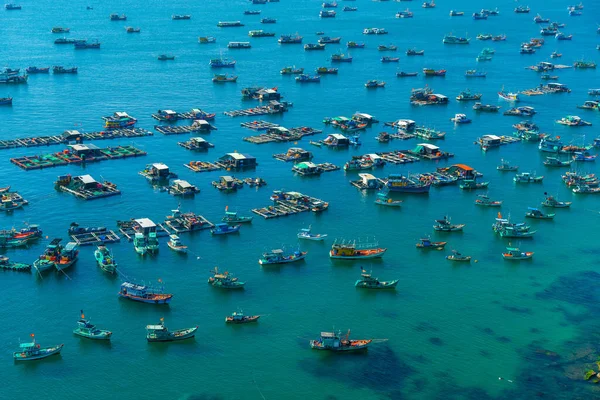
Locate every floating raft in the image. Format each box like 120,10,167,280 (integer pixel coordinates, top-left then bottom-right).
117,220,171,241
376,151,420,164
164,212,214,233
151,110,214,121
154,123,216,135
184,161,221,172
317,162,340,172
251,192,328,219
70,230,121,246
178,138,215,151
0,128,152,150
1,192,29,206
224,105,287,117
243,127,323,144
475,136,521,150
240,120,281,131
10,145,147,170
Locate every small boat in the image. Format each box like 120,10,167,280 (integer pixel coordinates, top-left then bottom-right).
502,247,533,260
514,172,543,183
572,185,600,194
222,210,253,224
73,311,112,340
450,113,471,124
295,74,320,83
443,34,470,44
261,18,276,24
211,223,241,235
304,43,326,51
525,207,555,219
533,14,549,23
396,71,418,77
544,156,572,167
541,74,559,80
498,90,519,102
5,3,22,10
377,44,397,51
51,27,70,33
550,51,562,58
555,32,572,40
329,241,386,259
343,6,357,12
422,1,435,8
133,232,147,255
374,191,402,207
146,319,197,342
416,237,446,250
0,255,30,271
280,66,304,74
0,97,12,105
365,80,385,88
157,54,175,61
572,152,597,162
423,68,446,76
26,66,50,74
118,281,173,304
52,66,77,74
225,311,260,324
473,12,487,20
167,235,187,253
459,180,489,190
74,40,101,49
331,52,352,62
110,13,127,21
212,73,237,83
465,70,487,78
491,34,506,41
316,67,338,74
541,194,571,208
433,216,465,232
396,9,413,18
347,41,365,48
320,10,336,18
577,101,599,110
297,226,328,241
406,49,424,56
446,250,471,262
208,268,245,289
318,36,341,44
310,330,371,352
94,245,117,274
381,56,399,63
126,27,141,33
198,36,216,44
497,159,519,171
475,194,502,207
363,28,388,35
355,269,398,289
258,248,307,265
450,10,464,16
244,10,260,15
13,336,63,361
514,5,530,13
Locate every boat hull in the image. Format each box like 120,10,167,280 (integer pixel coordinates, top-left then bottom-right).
355,279,398,289
259,253,307,265
147,327,197,342
73,329,112,340
329,251,386,260
225,316,260,323
118,293,172,304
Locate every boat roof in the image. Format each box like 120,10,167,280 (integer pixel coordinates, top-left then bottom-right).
416,143,439,150
191,137,207,143
115,112,130,117
134,232,144,238
330,133,347,139
135,218,156,228
359,173,376,180
169,234,180,240
506,247,520,251
365,153,381,159
64,242,78,251
527,207,541,211
68,144,100,151
173,179,192,188
354,112,373,119
221,176,234,182
483,134,501,140
121,281,145,289
297,162,317,168
78,174,97,184
163,110,176,114
152,163,169,170
271,249,284,254
320,332,337,338
20,342,34,348
146,325,166,330
227,153,246,160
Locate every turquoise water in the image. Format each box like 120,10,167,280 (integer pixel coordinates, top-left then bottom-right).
2,0,600,398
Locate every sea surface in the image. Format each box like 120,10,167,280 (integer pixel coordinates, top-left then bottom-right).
1,0,600,399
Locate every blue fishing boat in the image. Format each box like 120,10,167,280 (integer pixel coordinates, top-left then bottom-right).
13,335,63,361
73,311,112,340
258,248,307,265
386,174,430,193
0,97,12,105
209,58,236,68
118,281,173,304
211,223,241,235
310,330,371,352
295,74,320,83
94,245,117,274
146,319,197,342
347,41,365,48
297,226,328,240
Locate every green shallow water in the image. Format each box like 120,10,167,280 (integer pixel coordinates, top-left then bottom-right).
1,0,600,399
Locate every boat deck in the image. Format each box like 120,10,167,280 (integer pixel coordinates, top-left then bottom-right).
243,126,323,144
0,128,153,150
70,230,121,246
377,151,420,164
240,120,281,131
10,145,147,170
164,212,214,233
184,161,221,172
317,162,340,172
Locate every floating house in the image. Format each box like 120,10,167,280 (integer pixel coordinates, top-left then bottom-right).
168,179,200,196
66,143,103,160
292,162,323,176
217,153,257,169
178,137,215,151
273,147,313,162
139,163,177,183
479,134,502,149
350,173,385,190
62,130,84,143
352,112,378,125
322,133,350,147
409,143,454,160
212,175,244,191
55,174,121,200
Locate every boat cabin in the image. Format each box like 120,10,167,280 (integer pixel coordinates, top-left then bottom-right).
323,133,350,147
147,163,172,179
158,110,178,120
352,112,377,125
120,282,149,297
72,174,100,189
256,88,281,101
292,161,322,175
440,164,476,179
62,130,83,143
395,119,416,131
266,100,288,113
190,119,213,132
480,134,502,148
217,176,241,190
218,153,257,169
545,82,570,92
67,143,102,160
358,173,381,189
169,179,200,195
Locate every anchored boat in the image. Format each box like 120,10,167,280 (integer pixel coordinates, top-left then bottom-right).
355,269,398,289
297,226,328,240
310,330,371,352
446,250,471,262
208,268,245,289
226,311,260,324
13,335,63,361
258,248,307,265
167,235,187,253
94,245,117,274
416,237,446,250
146,319,197,342
73,311,112,340
502,247,533,260
329,240,386,259
118,281,173,304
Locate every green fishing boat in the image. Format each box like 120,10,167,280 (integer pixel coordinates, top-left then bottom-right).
208,267,245,289
146,318,198,342
73,311,112,340
354,269,398,289
13,335,63,361
147,232,159,253
221,210,253,224
133,232,147,255
0,255,30,271
94,245,117,274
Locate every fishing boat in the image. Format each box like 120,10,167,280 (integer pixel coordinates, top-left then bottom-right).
550,51,562,58
305,43,326,51
5,3,22,10
258,248,307,265
433,216,465,232
243,10,261,15
475,195,502,207
217,21,244,27
572,185,600,194
26,66,50,74
94,245,117,274
422,1,435,8
343,6,357,12
261,17,276,24
556,116,591,127
146,319,197,342
198,36,216,44
126,27,141,33
416,237,446,250
443,34,470,44
316,67,338,74
53,242,78,272
450,10,464,16
456,90,481,101
502,247,534,260
381,56,399,63
110,13,127,21
295,74,320,83
331,52,352,62
541,194,571,208
74,40,101,49
329,241,386,259
365,80,385,88
167,235,187,253
212,73,237,83
208,268,245,289
318,36,341,44
541,74,559,80
320,10,336,18
406,49,424,56
209,58,235,68
574,60,596,69
446,250,471,262
73,312,112,340
497,159,519,171
555,32,572,40
225,311,260,324
278,34,303,44
13,336,63,361
297,226,328,241
423,68,446,76
0,97,12,105
543,156,572,167
363,28,387,35
52,66,77,74
397,71,418,77
498,90,519,102
465,70,487,78
374,191,402,207
133,232,147,255
491,34,506,41
347,41,365,48
103,111,137,129
211,223,241,235
525,207,555,219
387,174,431,193
355,269,398,289
310,330,371,352
514,172,543,183
0,256,30,271
459,179,489,190
533,14,549,23
378,45,397,51
572,152,596,162
396,9,413,18
473,12,487,20
280,66,304,74
118,281,172,304
222,210,253,224
33,239,63,273
577,101,599,110
514,5,530,13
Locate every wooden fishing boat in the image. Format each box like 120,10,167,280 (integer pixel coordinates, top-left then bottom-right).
94,245,117,274
433,216,465,232
513,172,543,183
146,319,197,342
73,311,112,340
446,250,471,262
459,180,489,190
416,237,446,250
208,268,245,289
497,159,518,171
211,223,241,235
329,241,386,259
226,311,260,324
297,226,328,240
374,191,402,207
13,335,63,361
222,210,253,224
355,269,398,289
167,235,187,253
259,248,307,265
310,330,371,352
502,247,533,260
0,255,30,271
118,281,173,304
525,207,555,219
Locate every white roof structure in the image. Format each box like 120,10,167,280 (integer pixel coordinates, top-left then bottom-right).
483,134,501,140
115,112,130,118
227,153,246,160
417,143,440,150
135,218,156,229
152,163,169,170
173,179,192,189
78,175,97,184
330,133,347,140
